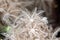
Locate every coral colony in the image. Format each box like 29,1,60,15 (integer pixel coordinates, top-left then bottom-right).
1,8,53,40
0,6,60,40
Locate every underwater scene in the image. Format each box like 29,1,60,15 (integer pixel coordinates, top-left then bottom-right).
0,0,60,40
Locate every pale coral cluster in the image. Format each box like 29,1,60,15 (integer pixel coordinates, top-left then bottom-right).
2,8,53,40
